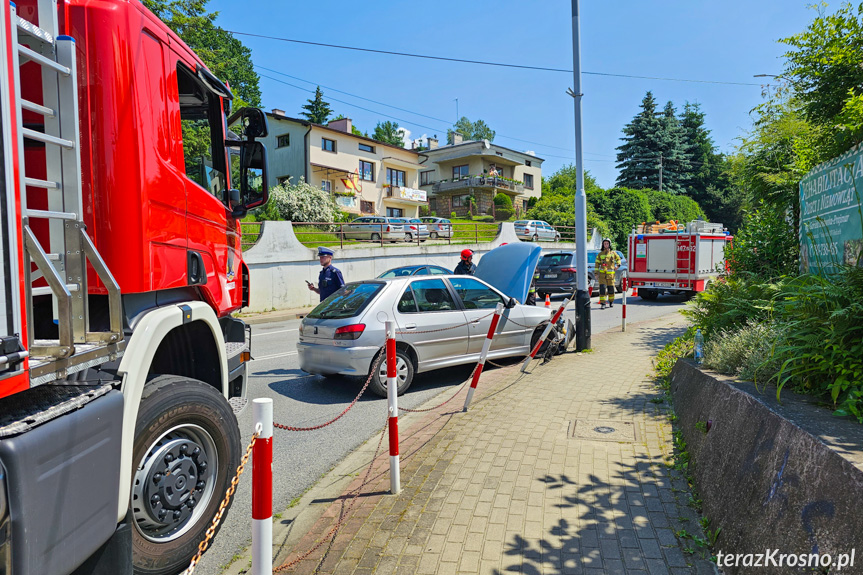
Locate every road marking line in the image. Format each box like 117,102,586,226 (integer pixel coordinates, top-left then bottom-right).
251,351,298,362
252,329,294,338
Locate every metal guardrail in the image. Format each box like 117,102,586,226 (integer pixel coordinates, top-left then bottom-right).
432,176,524,194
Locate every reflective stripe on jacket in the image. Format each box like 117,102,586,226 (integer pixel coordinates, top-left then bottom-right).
596,251,621,274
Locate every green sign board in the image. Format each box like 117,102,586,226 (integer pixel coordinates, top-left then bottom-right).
799,145,863,274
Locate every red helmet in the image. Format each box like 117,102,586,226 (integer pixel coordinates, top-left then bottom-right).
461,249,473,260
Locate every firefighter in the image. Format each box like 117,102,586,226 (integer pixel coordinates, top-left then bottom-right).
596,239,621,309
307,247,345,301
454,249,476,275
526,267,540,305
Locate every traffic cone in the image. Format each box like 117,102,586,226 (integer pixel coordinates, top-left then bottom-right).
631,285,638,298
544,294,551,307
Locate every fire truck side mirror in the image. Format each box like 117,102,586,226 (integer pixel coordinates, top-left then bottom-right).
228,107,269,140
239,141,268,212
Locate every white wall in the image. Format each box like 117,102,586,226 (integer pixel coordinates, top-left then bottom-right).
244,222,601,311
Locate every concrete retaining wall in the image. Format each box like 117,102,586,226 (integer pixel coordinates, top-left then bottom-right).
670,360,863,573
244,222,601,312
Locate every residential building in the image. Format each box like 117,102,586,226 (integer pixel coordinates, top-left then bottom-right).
247,110,427,218
417,135,543,217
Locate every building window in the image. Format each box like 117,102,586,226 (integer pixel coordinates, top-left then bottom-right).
524,174,534,189
452,194,470,207
361,200,374,213
359,160,375,181
386,168,406,187
277,134,290,148
525,160,531,167
420,170,434,186
386,207,403,217
321,180,332,192
359,143,375,153
322,138,336,152
452,165,469,180
278,176,291,186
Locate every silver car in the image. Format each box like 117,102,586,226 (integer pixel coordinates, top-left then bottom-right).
420,217,453,239
297,275,552,397
391,217,430,242
514,220,561,242
342,216,405,242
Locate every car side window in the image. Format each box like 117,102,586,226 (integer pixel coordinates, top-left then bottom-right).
410,279,456,312
448,277,504,310
429,267,448,275
413,267,430,276
397,287,418,313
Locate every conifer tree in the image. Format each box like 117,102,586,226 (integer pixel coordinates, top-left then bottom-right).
655,101,690,194
300,86,332,124
615,92,664,189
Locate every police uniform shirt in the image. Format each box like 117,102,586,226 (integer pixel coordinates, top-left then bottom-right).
318,265,345,301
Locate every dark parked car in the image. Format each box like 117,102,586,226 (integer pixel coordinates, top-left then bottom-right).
535,252,594,298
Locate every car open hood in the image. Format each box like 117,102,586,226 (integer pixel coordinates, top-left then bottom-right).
475,243,542,303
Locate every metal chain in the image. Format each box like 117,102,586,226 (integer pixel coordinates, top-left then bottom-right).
181,429,260,575
273,422,389,573
397,364,476,413
274,351,384,432
395,311,495,335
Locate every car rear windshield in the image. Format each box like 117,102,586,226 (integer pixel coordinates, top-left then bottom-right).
514,220,530,225
307,282,383,319
539,253,573,267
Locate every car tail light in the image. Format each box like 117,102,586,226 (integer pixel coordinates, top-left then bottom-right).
560,267,577,273
334,324,366,340
386,225,391,232
410,225,417,230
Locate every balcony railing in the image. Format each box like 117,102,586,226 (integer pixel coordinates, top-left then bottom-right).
432,176,524,194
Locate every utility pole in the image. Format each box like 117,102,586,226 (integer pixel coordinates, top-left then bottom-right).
568,0,590,351
658,152,663,192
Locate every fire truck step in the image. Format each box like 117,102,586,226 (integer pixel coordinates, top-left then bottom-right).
16,15,54,45
22,128,74,149
26,209,77,220
24,177,60,190
17,44,70,75
21,98,55,117
228,396,248,415
31,283,79,297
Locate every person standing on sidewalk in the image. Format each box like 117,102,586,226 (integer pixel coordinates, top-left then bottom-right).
454,249,476,275
307,247,345,302
525,267,540,305
596,239,621,309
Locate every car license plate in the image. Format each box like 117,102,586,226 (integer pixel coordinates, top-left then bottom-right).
545,273,557,279
653,282,673,287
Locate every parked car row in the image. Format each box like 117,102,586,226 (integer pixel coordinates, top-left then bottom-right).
341,217,567,244
515,220,561,242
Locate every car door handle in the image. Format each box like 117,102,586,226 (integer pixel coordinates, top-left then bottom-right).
471,318,481,324
404,323,417,330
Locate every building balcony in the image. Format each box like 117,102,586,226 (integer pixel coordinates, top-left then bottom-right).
431,176,524,195
385,185,428,205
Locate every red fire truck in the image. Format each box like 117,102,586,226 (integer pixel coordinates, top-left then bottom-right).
627,220,732,300
1,0,268,573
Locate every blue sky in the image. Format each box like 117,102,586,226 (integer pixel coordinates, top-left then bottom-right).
211,1,818,188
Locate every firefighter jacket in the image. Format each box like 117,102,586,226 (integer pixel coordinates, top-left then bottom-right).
595,250,621,275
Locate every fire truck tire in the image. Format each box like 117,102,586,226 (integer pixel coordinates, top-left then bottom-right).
131,375,241,575
639,289,659,301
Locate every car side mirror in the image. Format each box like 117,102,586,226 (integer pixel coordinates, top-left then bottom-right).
506,297,517,308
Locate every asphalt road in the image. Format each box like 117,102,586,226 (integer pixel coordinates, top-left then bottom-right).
194,291,691,574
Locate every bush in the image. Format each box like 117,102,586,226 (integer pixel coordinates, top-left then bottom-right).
644,190,705,223
704,320,782,383
526,195,610,239
269,177,338,223
728,204,798,278
494,208,513,221
419,205,430,217
493,193,513,209
451,211,457,220
682,273,781,339
473,215,495,223
588,187,652,248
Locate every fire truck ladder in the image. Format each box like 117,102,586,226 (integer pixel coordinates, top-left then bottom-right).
12,1,123,381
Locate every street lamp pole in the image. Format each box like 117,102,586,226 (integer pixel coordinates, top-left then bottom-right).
569,0,590,351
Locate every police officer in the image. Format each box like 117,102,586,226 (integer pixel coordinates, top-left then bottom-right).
307,247,345,301
454,249,476,275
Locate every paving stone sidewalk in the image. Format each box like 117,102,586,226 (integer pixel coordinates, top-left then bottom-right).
268,314,719,575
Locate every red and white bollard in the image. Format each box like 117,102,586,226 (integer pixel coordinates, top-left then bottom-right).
521,296,572,372
385,322,400,495
251,398,273,575
463,303,504,412
621,274,627,332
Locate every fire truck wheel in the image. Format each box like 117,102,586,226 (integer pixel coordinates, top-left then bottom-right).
131,375,241,575
639,289,659,301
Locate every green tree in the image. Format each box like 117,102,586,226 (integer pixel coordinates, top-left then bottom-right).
526,195,610,239
300,86,332,124
269,177,338,222
656,101,691,194
372,121,405,147
615,92,664,190
643,190,705,223
143,0,260,106
447,117,495,144
542,165,601,195
588,187,653,248
333,114,367,137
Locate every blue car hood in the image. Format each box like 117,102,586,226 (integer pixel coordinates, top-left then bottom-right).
475,243,542,303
